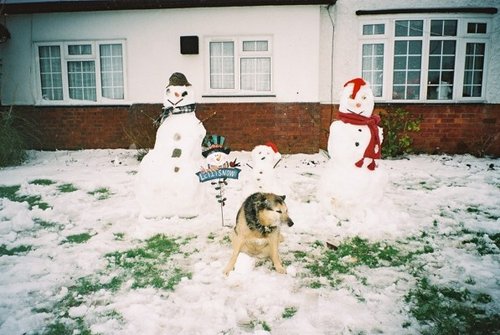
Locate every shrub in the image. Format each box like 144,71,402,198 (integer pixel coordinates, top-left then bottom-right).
379,107,421,158
0,108,27,166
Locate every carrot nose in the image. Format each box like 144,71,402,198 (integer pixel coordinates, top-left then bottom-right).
175,92,180,97
356,102,361,108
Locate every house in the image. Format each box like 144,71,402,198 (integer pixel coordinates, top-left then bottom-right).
1,0,499,156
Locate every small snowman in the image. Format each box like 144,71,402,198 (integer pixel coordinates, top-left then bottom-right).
319,78,388,220
136,72,206,218
248,142,284,195
202,135,233,171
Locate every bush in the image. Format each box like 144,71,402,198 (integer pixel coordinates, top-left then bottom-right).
0,108,27,167
379,107,421,158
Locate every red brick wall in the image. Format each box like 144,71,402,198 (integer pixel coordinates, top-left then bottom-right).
2,102,499,156
319,103,500,157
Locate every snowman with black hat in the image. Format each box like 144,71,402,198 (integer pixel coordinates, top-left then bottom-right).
136,72,206,218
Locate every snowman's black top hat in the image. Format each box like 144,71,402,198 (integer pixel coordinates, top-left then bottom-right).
202,134,231,158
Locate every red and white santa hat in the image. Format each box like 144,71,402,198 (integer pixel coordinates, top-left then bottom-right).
344,77,367,99
265,141,279,153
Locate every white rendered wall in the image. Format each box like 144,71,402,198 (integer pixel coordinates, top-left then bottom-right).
1,5,322,105
319,0,500,104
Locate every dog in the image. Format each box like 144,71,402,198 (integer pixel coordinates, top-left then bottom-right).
223,192,294,275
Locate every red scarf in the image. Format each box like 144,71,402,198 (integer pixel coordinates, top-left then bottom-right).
338,112,381,170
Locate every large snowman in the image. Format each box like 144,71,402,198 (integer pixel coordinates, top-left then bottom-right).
136,73,206,218
319,78,388,220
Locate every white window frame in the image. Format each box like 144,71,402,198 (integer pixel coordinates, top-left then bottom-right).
360,20,388,100
34,40,127,105
204,36,274,96
359,15,491,103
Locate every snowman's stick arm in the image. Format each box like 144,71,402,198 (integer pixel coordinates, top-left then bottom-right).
273,159,282,169
199,111,217,124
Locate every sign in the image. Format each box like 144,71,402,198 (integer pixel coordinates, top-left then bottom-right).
196,168,241,182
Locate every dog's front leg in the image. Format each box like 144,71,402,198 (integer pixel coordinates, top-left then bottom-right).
223,235,244,276
269,233,286,274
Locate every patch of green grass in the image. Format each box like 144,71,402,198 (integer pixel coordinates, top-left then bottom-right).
405,277,500,335
282,306,298,319
466,205,499,220
307,237,405,276
0,185,50,210
0,244,32,256
241,320,271,332
105,234,191,290
43,234,190,334
33,218,63,230
29,179,56,186
57,183,78,193
458,230,499,255
40,318,91,335
63,232,93,244
303,236,434,288
113,232,125,241
88,187,112,200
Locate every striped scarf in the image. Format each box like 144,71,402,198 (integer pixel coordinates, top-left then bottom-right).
155,103,196,125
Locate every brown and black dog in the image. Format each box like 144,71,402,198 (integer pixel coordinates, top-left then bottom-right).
223,192,294,275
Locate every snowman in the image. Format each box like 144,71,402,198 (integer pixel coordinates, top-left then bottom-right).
136,72,206,218
318,77,388,220
248,142,284,195
202,135,233,171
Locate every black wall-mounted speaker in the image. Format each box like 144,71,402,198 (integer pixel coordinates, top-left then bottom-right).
180,36,199,55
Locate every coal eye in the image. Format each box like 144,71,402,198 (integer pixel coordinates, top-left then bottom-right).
166,88,170,93
182,91,188,97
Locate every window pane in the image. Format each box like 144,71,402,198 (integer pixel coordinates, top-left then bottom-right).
100,44,124,99
38,45,63,100
392,40,421,100
68,44,92,55
409,20,423,36
427,40,455,100
462,42,485,97
362,43,384,97
210,42,234,89
395,20,408,37
394,41,407,55
241,57,271,91
467,22,487,34
363,24,384,35
243,40,268,52
68,60,96,101
443,20,457,36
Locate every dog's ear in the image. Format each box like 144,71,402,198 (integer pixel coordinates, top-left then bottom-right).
280,195,286,201
254,193,271,211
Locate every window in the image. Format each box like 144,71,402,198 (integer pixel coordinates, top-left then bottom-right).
359,17,490,101
35,41,125,104
207,37,272,94
361,23,385,97
393,20,423,100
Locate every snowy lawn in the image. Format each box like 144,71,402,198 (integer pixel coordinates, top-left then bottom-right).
0,149,499,335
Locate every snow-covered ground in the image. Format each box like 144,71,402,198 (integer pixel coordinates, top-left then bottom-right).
0,149,499,334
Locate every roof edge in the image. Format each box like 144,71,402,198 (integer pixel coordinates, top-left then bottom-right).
356,7,498,16
2,0,336,15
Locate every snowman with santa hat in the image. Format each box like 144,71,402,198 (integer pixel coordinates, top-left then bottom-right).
136,72,206,218
247,141,284,195
318,77,388,221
